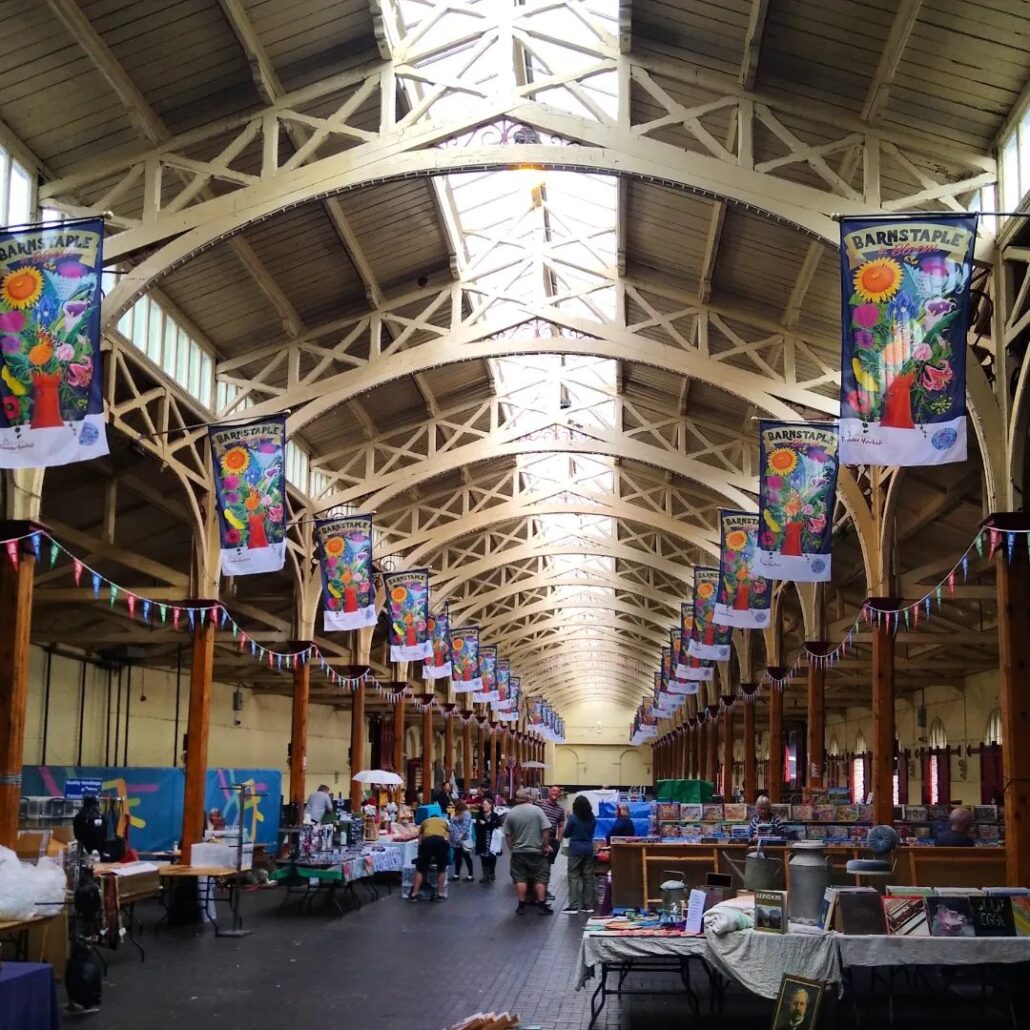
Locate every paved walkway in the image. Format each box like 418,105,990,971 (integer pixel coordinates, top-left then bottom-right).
89,854,1019,1029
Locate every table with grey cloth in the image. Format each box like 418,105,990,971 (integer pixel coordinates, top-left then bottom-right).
576,932,708,990
837,934,1030,967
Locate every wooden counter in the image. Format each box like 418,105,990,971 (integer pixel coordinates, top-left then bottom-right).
610,842,1008,909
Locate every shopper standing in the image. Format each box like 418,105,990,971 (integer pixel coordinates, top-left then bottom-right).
606,802,635,842
536,784,566,899
473,796,503,883
504,788,553,915
449,800,475,881
562,795,597,914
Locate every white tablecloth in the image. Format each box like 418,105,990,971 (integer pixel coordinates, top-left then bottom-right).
703,927,842,999
576,932,708,989
376,838,419,869
838,934,1030,967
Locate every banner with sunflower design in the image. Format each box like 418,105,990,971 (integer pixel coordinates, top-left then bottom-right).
314,514,376,630
659,647,687,706
688,567,732,661
449,624,482,692
676,604,713,682
654,671,677,717
493,658,513,710
423,609,452,680
527,695,546,734
714,511,771,629
508,676,521,715
383,569,431,662
754,421,839,582
0,218,108,467
209,416,287,576
473,645,499,703
668,627,695,694
839,214,976,466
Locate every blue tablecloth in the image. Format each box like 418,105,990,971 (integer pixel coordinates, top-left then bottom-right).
0,963,59,1030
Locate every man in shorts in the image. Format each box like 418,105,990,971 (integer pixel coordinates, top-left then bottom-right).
504,788,553,915
407,810,450,901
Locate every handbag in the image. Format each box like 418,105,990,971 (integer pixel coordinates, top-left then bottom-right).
461,825,475,852
489,827,504,855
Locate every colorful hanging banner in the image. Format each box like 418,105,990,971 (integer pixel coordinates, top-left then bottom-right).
839,214,976,466
714,511,771,629
688,567,732,661
508,676,521,716
493,659,512,710
527,696,546,734
383,569,431,662
449,625,482,693
754,421,840,583
315,514,376,630
0,218,108,467
654,672,677,717
676,603,693,679
474,645,499,703
423,609,452,680
667,628,693,694
210,416,287,576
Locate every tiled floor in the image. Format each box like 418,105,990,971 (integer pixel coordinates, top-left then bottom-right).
88,855,1025,1029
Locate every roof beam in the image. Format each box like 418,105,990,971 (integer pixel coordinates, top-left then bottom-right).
739,0,770,90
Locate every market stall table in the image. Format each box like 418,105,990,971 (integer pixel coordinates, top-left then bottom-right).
271,851,379,917
576,923,722,1029
0,963,60,1030
157,865,241,936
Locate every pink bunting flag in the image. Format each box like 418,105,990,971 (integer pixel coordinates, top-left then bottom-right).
173,607,181,631
4,540,17,570
73,558,83,586
209,605,218,625
127,593,136,618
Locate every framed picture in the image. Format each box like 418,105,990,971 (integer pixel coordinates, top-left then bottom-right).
771,974,825,1030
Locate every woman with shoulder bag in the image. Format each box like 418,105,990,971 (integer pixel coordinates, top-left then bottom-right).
449,800,475,881
562,795,598,914
473,796,503,884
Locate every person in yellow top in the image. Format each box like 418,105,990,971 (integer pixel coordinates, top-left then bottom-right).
407,813,450,901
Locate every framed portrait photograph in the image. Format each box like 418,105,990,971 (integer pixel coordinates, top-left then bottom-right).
771,974,825,1030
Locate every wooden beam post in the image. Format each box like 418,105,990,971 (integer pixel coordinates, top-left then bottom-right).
986,515,1030,885
349,680,366,812
462,711,473,791
421,696,434,804
444,705,455,785
0,525,38,848
767,682,784,803
806,648,827,789
392,689,406,779
492,723,502,792
722,706,735,797
181,607,216,865
475,717,486,785
697,719,708,784
289,646,311,808
743,691,757,803
868,599,896,826
707,714,719,785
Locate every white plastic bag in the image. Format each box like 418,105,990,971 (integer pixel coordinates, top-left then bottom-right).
0,846,34,920
489,828,504,855
26,857,66,915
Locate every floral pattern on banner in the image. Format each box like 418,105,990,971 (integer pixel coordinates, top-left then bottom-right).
0,219,108,467
210,416,286,577
473,645,499,703
383,569,431,662
714,511,770,629
449,625,481,693
493,659,512,710
654,671,677,717
423,609,452,680
688,567,732,661
668,628,694,694
754,422,839,583
839,215,976,467
315,515,376,631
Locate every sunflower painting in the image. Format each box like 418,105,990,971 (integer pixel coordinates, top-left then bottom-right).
754,422,840,584
383,569,431,661
0,218,108,467
493,659,512,710
423,610,452,680
688,567,732,662
209,417,287,576
714,511,770,629
316,514,376,631
839,215,977,467
449,625,482,693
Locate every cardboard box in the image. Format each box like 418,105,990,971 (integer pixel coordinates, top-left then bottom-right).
15,831,48,862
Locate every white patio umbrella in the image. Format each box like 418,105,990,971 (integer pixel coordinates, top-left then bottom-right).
352,769,404,786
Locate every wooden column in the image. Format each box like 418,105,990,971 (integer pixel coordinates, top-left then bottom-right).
722,705,735,797
462,712,473,791
767,684,784,803
421,696,434,802
707,716,719,784
289,649,311,808
697,719,708,783
743,691,757,803
476,717,486,785
869,599,896,826
349,680,366,811
684,724,693,779
492,724,502,791
806,650,826,789
392,690,406,778
181,609,216,864
0,527,37,849
444,704,455,783
988,515,1030,885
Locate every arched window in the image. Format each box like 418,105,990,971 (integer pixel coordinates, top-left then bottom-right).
923,719,951,804
829,736,840,756
851,733,868,803
985,708,1002,745
928,718,948,749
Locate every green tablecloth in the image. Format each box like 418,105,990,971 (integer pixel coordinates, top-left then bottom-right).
656,779,714,803
271,865,343,883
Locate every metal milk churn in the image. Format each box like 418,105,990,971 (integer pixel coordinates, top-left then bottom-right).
788,841,830,924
